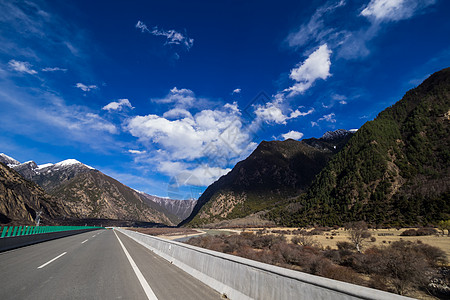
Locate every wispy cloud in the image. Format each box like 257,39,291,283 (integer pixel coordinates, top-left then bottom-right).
318,112,336,123
42,67,67,72
360,0,436,23
102,99,134,111
232,88,241,94
8,60,37,74
75,83,98,92
286,0,347,49
136,20,194,50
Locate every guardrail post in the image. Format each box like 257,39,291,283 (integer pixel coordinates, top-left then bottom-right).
1,226,7,238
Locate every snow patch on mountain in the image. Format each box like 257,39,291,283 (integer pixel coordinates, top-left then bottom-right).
321,129,353,141
54,159,94,169
0,153,20,167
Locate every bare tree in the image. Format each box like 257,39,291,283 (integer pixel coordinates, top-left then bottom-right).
345,221,371,253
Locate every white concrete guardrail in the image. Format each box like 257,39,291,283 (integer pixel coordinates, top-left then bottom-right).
116,228,413,300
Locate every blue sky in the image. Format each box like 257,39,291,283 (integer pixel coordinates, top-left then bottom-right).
1,0,449,199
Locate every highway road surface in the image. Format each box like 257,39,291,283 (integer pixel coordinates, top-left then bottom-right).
0,229,221,299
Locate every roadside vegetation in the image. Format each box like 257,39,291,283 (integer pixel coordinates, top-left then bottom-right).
186,222,450,299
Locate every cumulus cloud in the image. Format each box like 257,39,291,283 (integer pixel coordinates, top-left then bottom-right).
102,99,134,111
136,20,194,50
282,130,304,140
232,88,241,94
127,106,249,161
153,87,196,109
284,44,332,97
75,83,97,92
42,67,67,72
360,0,436,22
254,101,314,125
8,60,37,74
125,90,261,187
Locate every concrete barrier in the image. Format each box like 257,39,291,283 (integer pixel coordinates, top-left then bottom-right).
0,228,101,252
117,228,413,300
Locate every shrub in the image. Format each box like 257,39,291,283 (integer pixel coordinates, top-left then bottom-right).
400,228,437,236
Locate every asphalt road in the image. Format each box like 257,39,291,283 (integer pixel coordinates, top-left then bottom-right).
0,229,220,300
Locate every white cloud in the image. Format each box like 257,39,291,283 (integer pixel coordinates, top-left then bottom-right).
135,20,149,32
284,44,332,97
127,106,250,162
125,91,258,187
339,100,347,105
282,130,304,140
254,101,314,125
286,0,346,49
136,21,194,50
8,60,37,74
360,0,436,22
332,94,347,101
153,87,196,109
163,108,193,119
318,113,336,123
128,149,146,154
232,88,241,94
102,99,134,111
75,83,97,92
42,67,67,72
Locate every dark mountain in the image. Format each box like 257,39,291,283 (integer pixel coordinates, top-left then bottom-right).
181,131,353,227
267,67,450,227
0,163,70,225
3,156,176,225
140,193,197,222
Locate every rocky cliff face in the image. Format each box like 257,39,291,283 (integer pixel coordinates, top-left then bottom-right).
50,170,175,225
0,163,70,225
182,131,353,227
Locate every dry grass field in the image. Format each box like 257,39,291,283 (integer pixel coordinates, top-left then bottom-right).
240,227,450,261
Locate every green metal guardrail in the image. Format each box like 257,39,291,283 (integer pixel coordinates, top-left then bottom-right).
0,225,103,238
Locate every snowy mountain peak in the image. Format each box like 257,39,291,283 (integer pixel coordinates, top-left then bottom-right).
321,129,352,141
0,153,20,167
54,159,94,170
37,163,54,169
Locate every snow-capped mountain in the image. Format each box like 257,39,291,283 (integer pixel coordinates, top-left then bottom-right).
321,129,354,141
0,153,178,225
0,153,20,167
3,156,95,191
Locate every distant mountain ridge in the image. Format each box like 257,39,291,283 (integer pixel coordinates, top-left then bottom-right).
139,193,197,222
181,130,354,227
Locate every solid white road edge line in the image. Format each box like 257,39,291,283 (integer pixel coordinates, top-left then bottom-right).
114,230,158,300
82,239,88,244
37,252,67,269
